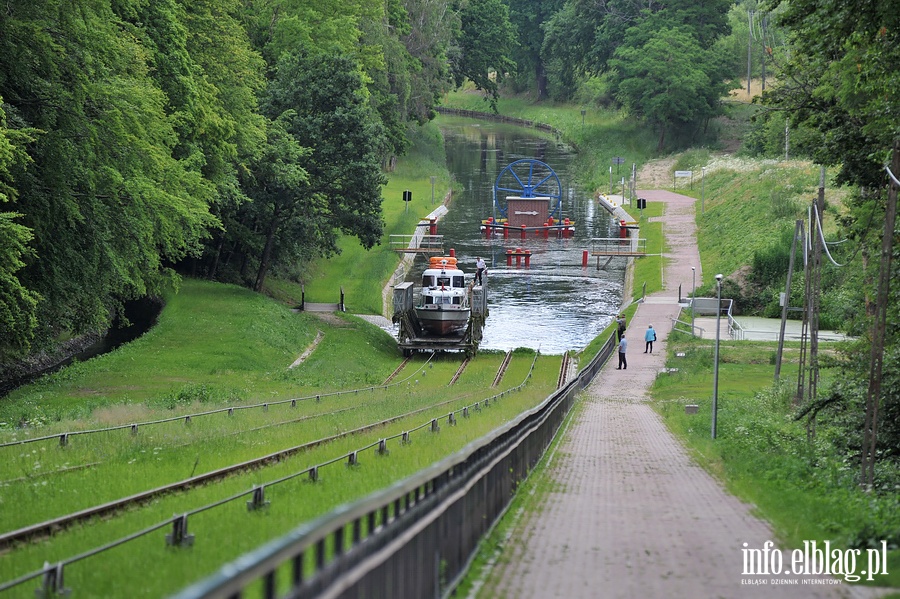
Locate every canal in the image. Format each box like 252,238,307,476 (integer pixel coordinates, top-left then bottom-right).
409,116,626,355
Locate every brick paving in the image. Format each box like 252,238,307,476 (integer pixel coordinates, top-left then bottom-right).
472,191,891,599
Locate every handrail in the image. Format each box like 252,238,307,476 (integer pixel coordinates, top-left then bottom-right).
1,354,544,595
174,334,616,599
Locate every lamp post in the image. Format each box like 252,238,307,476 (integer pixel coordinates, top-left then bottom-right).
430,176,436,206
712,273,723,439
691,267,696,335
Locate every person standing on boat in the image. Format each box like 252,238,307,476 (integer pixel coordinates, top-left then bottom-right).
617,335,627,370
644,324,657,353
475,257,486,286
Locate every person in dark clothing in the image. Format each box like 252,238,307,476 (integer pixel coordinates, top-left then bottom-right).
644,324,657,353
616,314,626,341
617,336,627,370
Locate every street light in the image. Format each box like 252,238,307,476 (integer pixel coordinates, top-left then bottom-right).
430,176,436,206
691,267,696,335
712,273,723,439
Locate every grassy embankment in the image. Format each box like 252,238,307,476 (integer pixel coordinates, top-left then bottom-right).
0,120,570,596
455,104,899,594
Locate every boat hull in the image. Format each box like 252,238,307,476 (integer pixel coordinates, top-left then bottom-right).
415,307,471,336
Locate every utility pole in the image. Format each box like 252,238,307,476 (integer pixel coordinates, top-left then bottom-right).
775,219,803,382
861,141,900,488
798,168,825,437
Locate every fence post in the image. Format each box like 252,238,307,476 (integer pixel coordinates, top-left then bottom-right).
36,562,69,598
166,514,195,547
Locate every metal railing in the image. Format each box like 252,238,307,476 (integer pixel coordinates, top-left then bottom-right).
590,237,647,255
1,354,546,597
174,334,617,599
671,317,705,338
389,234,444,252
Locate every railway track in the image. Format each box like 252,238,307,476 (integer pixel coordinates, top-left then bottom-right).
491,351,513,387
557,353,574,388
0,390,489,550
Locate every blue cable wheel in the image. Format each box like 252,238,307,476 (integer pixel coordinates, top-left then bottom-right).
492,158,563,219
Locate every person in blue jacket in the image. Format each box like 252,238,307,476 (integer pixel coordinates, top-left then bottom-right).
644,324,657,353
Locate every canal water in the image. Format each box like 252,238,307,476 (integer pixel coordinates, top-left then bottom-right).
408,116,626,355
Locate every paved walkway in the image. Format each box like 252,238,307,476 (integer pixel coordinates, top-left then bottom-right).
472,190,890,599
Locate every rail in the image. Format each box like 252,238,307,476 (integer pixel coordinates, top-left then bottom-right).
590,237,647,256
0,356,438,450
389,234,444,253
174,334,616,599
671,317,705,338
1,354,545,596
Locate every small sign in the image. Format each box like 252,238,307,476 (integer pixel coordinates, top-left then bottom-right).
637,198,647,209
402,190,412,202
674,170,693,178
612,156,625,165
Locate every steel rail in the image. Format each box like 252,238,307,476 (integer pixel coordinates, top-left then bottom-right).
0,355,437,450
0,354,542,596
0,383,492,549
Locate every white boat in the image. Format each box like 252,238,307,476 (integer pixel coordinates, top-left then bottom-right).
415,256,471,336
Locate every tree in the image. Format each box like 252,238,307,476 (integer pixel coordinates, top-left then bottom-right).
450,0,517,110
0,0,216,347
0,101,39,359
397,0,459,124
255,48,387,289
507,0,565,99
762,0,900,483
610,26,730,150
241,119,312,292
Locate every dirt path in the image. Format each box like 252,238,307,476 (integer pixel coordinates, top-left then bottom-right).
470,190,891,599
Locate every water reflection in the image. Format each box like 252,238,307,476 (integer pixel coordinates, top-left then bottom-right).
407,117,626,355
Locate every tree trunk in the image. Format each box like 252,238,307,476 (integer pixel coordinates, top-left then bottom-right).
208,232,226,280
254,209,282,292
656,125,667,152
861,140,899,487
535,60,548,100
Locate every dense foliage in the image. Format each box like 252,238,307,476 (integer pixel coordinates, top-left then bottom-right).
0,0,517,362
758,0,900,483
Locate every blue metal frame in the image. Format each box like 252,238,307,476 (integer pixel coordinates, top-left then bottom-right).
493,158,563,219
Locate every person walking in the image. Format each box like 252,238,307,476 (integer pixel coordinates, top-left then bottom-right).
475,257,486,286
616,314,626,341
644,324,657,353
617,335,627,370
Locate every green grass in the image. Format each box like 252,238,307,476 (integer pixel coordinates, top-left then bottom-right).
650,335,900,589
692,159,843,290
276,122,453,312
631,199,666,297
0,352,561,598
0,279,407,427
